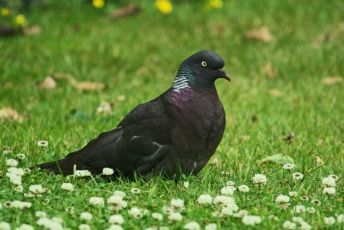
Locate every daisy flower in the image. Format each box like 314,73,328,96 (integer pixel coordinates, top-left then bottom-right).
37,140,48,147
168,212,183,221
292,172,303,181
238,185,249,193
61,183,74,192
283,163,294,170
242,215,262,225
109,214,124,225
80,212,93,221
102,168,114,176
89,197,104,207
128,207,144,219
131,188,141,194
252,174,267,185
184,221,200,230
197,194,213,205
6,159,18,167
220,186,236,196
170,198,184,211
321,176,336,187
152,212,163,221
323,187,336,195
324,216,336,225
205,223,217,230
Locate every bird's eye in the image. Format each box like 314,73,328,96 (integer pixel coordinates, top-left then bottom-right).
201,61,207,67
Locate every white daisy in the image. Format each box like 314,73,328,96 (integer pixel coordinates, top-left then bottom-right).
168,212,183,221
252,174,267,185
292,172,303,181
293,205,306,214
6,158,18,167
89,197,104,207
170,198,184,211
37,140,48,147
288,191,297,197
0,222,11,230
324,216,336,225
183,181,190,189
131,188,141,194
205,223,217,230
102,168,114,176
242,215,262,225
323,187,336,195
184,221,200,230
79,224,91,230
80,212,93,221
109,214,124,224
128,207,144,219
283,163,294,170
61,183,74,192
17,224,34,230
275,195,290,203
74,170,91,177
282,220,296,229
197,194,213,205
220,186,236,196
238,185,249,193
321,176,336,187
152,212,163,221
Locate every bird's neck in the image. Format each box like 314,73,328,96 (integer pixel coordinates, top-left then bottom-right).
172,65,195,92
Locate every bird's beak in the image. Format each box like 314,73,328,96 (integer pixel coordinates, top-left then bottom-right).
216,68,230,81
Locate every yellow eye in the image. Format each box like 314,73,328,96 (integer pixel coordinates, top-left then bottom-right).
201,61,207,67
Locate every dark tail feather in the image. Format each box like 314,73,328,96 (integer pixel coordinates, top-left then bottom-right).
37,152,84,176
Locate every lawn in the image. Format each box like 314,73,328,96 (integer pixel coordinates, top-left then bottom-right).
0,0,343,229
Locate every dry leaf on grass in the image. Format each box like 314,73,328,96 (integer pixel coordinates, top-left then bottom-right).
74,81,105,91
24,25,42,36
245,26,274,42
315,156,325,166
54,73,105,91
38,76,57,90
268,89,284,97
109,4,141,20
0,107,24,123
313,22,344,44
96,101,112,114
262,62,278,78
321,76,343,85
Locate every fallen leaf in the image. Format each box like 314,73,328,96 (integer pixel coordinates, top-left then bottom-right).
24,25,41,36
262,62,278,78
321,76,343,85
74,81,105,91
258,154,294,165
38,76,57,90
96,101,112,114
117,95,126,101
315,156,325,166
245,26,274,42
109,4,141,20
268,89,284,97
0,107,24,123
54,73,105,91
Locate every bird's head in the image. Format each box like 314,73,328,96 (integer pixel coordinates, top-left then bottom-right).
173,50,230,91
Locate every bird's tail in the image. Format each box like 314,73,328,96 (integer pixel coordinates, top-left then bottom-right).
37,152,84,176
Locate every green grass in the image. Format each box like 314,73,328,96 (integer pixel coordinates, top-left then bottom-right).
0,0,343,229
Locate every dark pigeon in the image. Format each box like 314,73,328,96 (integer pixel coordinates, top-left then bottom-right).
38,50,230,178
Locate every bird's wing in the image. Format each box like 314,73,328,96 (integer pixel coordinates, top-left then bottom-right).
70,97,174,175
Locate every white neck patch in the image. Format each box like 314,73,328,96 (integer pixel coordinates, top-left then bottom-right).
172,75,190,92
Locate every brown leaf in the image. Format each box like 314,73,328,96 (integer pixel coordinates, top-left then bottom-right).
74,81,105,91
38,76,57,90
0,107,24,123
54,73,105,91
268,89,283,97
321,76,343,85
109,4,141,20
262,62,278,78
24,25,41,36
245,26,274,42
315,156,325,166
